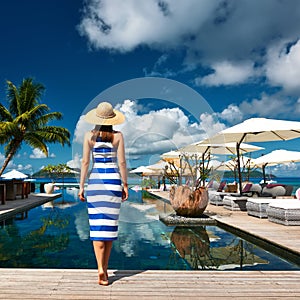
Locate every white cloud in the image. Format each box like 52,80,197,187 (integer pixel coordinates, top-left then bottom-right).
218,104,243,123
0,152,15,170
73,115,94,143
121,103,206,159
29,148,56,159
78,1,300,93
197,61,256,86
238,93,296,118
17,164,32,172
265,39,300,93
78,0,216,52
272,162,300,177
67,153,82,169
199,112,226,138
73,100,207,161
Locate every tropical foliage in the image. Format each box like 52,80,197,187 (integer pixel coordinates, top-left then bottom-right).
40,163,75,181
0,78,70,175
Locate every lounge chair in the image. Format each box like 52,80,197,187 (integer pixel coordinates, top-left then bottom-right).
261,184,293,197
267,199,300,225
208,181,261,206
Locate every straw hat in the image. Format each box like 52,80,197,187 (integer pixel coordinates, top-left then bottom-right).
85,102,125,125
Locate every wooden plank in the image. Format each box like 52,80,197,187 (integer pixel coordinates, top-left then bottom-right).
1,269,300,299
0,193,62,222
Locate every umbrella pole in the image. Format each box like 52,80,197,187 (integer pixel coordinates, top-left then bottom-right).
179,155,182,186
262,165,266,184
236,141,243,195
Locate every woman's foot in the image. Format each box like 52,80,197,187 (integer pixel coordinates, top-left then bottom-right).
98,272,109,286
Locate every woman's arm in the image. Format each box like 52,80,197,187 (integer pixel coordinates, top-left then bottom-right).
115,132,128,201
78,132,92,201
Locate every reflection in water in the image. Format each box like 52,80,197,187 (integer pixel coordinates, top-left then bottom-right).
171,226,210,269
0,188,298,270
170,226,269,270
0,208,69,267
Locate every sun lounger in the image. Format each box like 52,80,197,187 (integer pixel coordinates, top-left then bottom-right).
261,184,293,197
267,199,300,225
209,182,261,206
223,195,248,211
246,198,274,218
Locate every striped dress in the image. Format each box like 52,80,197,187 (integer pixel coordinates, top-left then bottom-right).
86,137,122,241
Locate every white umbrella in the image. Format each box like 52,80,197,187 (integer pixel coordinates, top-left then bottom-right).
253,149,300,183
178,141,263,186
203,118,300,193
180,141,263,156
1,169,28,179
147,160,169,171
129,166,154,174
216,156,256,182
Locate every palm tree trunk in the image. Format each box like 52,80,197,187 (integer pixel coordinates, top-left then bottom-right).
0,146,19,176
0,153,14,176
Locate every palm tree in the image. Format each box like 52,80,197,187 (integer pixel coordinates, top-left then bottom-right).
0,78,70,176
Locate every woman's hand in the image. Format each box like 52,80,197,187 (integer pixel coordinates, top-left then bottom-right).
78,188,86,202
122,186,129,202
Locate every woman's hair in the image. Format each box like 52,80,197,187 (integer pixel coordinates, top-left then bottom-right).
93,125,114,143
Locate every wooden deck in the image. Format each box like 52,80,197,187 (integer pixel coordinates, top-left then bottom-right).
1,190,300,298
150,190,300,260
1,269,300,299
0,193,62,222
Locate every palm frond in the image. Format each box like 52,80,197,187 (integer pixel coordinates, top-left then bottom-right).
26,126,71,146
0,103,13,122
7,78,45,116
23,133,48,156
6,80,21,117
33,111,63,127
0,122,21,143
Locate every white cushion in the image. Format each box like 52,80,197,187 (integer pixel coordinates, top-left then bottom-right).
268,199,300,209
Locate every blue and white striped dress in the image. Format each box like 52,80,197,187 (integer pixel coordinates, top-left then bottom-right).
86,137,122,241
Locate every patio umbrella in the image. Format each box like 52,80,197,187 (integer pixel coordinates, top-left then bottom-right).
180,141,263,156
216,156,255,182
129,166,155,175
179,141,263,186
1,169,28,179
202,118,300,194
253,149,300,183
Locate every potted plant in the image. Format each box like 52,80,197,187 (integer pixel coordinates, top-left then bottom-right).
168,152,210,217
42,163,73,194
141,177,157,190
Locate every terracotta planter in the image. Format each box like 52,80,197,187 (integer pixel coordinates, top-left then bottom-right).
169,185,209,217
44,183,55,194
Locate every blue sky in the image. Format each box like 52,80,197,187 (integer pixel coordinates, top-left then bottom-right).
1,0,300,177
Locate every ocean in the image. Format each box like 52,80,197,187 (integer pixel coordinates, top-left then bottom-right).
31,176,300,194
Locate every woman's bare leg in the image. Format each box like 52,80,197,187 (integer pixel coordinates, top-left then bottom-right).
93,241,108,284
103,241,113,276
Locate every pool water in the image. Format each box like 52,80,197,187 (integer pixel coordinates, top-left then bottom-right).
0,188,299,271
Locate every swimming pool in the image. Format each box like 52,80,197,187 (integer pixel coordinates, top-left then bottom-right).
0,188,299,270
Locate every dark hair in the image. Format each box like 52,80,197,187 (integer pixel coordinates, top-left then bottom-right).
94,125,114,143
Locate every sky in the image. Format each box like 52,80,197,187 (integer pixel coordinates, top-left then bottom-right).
1,0,300,177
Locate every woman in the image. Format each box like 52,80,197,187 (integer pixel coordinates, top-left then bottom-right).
78,101,128,286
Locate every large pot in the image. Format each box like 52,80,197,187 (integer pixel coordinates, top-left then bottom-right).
169,185,209,217
44,183,55,194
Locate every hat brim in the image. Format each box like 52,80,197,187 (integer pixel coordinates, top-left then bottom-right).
85,108,125,125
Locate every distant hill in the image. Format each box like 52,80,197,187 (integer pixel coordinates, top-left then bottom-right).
32,169,79,178
221,170,276,179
